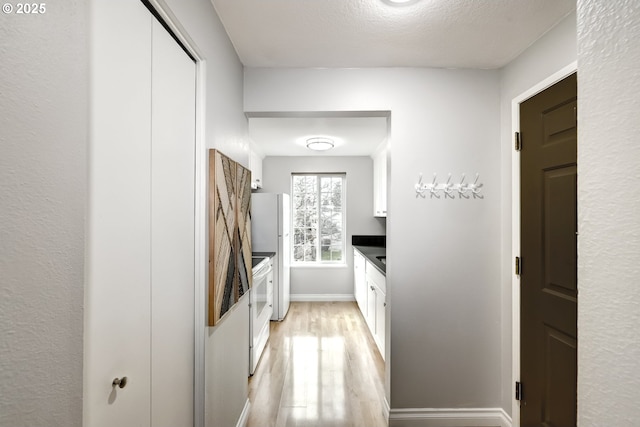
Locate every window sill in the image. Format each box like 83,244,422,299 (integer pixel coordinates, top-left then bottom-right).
291,263,348,269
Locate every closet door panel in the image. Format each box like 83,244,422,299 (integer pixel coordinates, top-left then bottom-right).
86,1,152,426
150,19,197,427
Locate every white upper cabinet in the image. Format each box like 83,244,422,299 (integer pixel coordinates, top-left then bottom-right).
353,248,386,361
249,144,263,189
372,142,387,217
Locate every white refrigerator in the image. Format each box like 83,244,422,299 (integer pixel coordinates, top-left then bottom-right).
251,193,291,321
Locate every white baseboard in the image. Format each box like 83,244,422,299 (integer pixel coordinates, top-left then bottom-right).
235,399,251,427
389,407,512,427
290,294,356,302
383,396,391,419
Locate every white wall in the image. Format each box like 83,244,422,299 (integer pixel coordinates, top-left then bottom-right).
164,0,249,167
1,0,250,425
498,11,577,414
258,156,386,298
205,297,250,427
245,68,502,412
160,0,251,425
0,2,87,426
576,1,640,425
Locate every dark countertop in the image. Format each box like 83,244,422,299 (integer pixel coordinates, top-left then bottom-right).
352,235,386,247
353,245,386,275
252,251,276,258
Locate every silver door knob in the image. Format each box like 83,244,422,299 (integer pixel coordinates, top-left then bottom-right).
112,377,128,389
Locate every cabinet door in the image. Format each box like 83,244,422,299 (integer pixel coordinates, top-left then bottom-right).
353,251,367,313
267,258,274,317
373,146,387,217
366,263,386,359
367,279,377,333
374,286,386,359
249,149,263,189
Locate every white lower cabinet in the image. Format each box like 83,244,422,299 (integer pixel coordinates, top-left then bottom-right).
366,281,376,332
353,251,367,313
374,286,386,357
353,249,386,360
366,264,386,358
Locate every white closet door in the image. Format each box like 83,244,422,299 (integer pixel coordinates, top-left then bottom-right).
150,19,196,427
87,2,197,427
86,1,152,426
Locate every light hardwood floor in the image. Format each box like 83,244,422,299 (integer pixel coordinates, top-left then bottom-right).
247,301,387,427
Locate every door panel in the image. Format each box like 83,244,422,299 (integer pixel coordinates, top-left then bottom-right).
86,3,197,426
543,326,577,427
86,1,152,425
150,18,196,427
520,73,577,427
544,167,577,293
542,102,577,147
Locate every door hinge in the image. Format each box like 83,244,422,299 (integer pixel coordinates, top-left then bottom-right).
515,132,522,151
515,381,523,401
515,256,522,276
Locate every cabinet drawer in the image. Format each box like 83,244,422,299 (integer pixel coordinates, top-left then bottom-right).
365,262,386,294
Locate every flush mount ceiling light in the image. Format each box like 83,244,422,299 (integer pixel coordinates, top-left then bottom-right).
381,0,420,5
306,137,335,151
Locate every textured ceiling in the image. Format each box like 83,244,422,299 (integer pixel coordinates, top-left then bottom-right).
211,0,576,69
215,0,576,156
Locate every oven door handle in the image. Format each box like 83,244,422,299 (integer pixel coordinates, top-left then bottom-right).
253,260,272,281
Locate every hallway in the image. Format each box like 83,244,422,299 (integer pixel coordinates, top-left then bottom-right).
247,302,387,427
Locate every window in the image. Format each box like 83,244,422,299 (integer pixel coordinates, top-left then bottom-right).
292,173,346,264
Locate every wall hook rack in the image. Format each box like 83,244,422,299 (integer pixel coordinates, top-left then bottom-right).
415,172,483,199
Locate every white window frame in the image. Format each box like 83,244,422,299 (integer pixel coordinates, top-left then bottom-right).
291,173,346,266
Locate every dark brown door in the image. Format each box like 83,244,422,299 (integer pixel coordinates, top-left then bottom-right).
520,73,577,427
